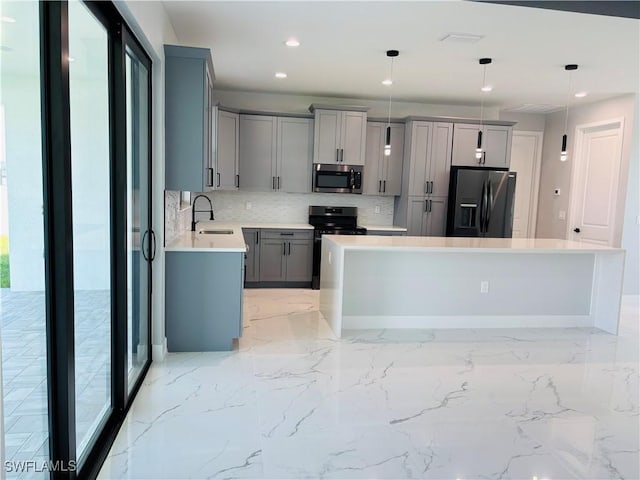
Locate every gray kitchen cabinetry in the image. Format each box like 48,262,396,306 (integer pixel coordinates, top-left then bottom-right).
214,107,239,190
364,122,404,196
238,115,312,192
242,228,260,283
451,123,513,168
258,229,313,284
165,251,243,351
165,45,215,192
365,229,407,236
406,196,447,236
310,105,368,166
393,121,452,237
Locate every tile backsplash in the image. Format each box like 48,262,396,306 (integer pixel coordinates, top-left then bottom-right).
203,191,395,226
165,190,395,243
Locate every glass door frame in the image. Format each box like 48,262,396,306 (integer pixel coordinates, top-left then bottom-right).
39,1,153,478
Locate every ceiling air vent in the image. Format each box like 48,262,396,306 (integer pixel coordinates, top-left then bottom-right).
440,33,484,44
502,104,564,114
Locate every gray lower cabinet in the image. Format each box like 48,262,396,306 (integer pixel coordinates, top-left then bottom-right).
165,251,243,352
242,228,260,283
407,196,447,236
259,229,313,283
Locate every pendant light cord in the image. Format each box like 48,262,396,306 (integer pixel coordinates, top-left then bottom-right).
563,69,573,134
479,63,487,127
387,56,394,128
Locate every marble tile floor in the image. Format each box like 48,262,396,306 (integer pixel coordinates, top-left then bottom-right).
1,289,111,480
99,289,639,480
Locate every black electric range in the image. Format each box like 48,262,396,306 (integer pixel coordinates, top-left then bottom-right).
309,206,366,289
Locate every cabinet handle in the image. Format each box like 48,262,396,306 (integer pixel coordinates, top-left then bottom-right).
425,181,428,195
283,242,286,255
207,168,214,187
425,199,428,212
429,200,432,213
379,180,382,193
340,148,344,163
383,180,386,193
482,152,486,165
277,176,281,190
236,174,239,188
272,176,276,190
280,232,294,236
288,242,291,255
256,231,259,244
336,149,340,163
216,172,221,187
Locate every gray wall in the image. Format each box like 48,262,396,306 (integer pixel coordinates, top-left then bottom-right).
537,94,638,293
499,111,546,132
621,96,639,294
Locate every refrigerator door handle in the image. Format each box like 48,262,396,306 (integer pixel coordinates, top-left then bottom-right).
480,180,487,234
485,180,493,231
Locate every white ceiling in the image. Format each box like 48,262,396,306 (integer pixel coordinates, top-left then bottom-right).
162,1,640,111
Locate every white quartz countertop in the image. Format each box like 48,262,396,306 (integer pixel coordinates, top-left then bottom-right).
360,225,408,232
165,221,314,252
323,235,624,254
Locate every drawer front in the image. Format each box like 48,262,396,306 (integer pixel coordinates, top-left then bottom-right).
260,229,313,240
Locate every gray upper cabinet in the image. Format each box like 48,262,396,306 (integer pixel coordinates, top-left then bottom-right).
239,114,312,192
451,123,513,168
215,108,239,190
310,105,367,166
364,122,404,196
165,45,215,192
277,117,313,193
239,115,277,191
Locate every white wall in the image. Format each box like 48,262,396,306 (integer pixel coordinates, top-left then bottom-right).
499,111,546,132
117,0,178,356
536,94,638,293
621,96,639,294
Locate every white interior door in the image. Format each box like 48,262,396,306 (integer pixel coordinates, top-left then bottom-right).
509,131,543,238
569,120,624,246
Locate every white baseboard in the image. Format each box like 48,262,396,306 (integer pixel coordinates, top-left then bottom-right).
152,337,168,361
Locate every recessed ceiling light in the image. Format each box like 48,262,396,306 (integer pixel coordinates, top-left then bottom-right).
1,16,16,23
275,72,287,79
481,85,493,92
285,38,300,47
381,79,393,86
574,91,587,98
440,33,484,44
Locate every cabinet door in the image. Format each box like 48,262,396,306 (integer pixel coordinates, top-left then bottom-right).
484,125,512,168
285,239,313,282
428,122,453,197
408,122,432,196
383,123,405,196
313,110,341,164
239,115,277,191
217,109,239,190
425,197,447,237
277,117,313,193
363,122,383,195
258,239,286,282
242,228,260,283
407,196,428,236
204,72,214,191
451,123,483,167
341,111,367,166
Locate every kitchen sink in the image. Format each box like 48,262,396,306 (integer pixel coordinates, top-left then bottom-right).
198,229,234,235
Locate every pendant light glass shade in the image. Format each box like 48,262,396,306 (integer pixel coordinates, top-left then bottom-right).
477,58,492,160
560,64,578,162
383,50,398,157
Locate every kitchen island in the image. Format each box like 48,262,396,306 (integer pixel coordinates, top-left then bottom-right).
319,236,625,337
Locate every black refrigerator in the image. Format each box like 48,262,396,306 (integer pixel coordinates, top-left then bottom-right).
446,166,517,237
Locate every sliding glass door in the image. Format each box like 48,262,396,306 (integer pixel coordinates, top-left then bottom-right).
0,1,154,477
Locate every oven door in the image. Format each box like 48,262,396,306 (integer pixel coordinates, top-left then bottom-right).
313,164,362,194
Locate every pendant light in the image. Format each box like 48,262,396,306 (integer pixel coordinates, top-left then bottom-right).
560,64,578,162
476,57,492,161
383,49,399,157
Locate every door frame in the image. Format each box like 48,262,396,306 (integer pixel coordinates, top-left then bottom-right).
511,130,544,238
566,117,625,245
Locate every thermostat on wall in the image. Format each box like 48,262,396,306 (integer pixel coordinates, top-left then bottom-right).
553,188,561,196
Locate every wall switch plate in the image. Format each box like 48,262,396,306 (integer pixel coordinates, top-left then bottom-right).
554,188,561,196
245,201,252,210
558,210,566,220
375,206,381,214
480,280,489,293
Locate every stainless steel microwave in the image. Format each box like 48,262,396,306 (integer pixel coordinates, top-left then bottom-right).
313,164,362,194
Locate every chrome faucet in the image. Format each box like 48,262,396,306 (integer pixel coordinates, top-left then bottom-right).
191,194,214,231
